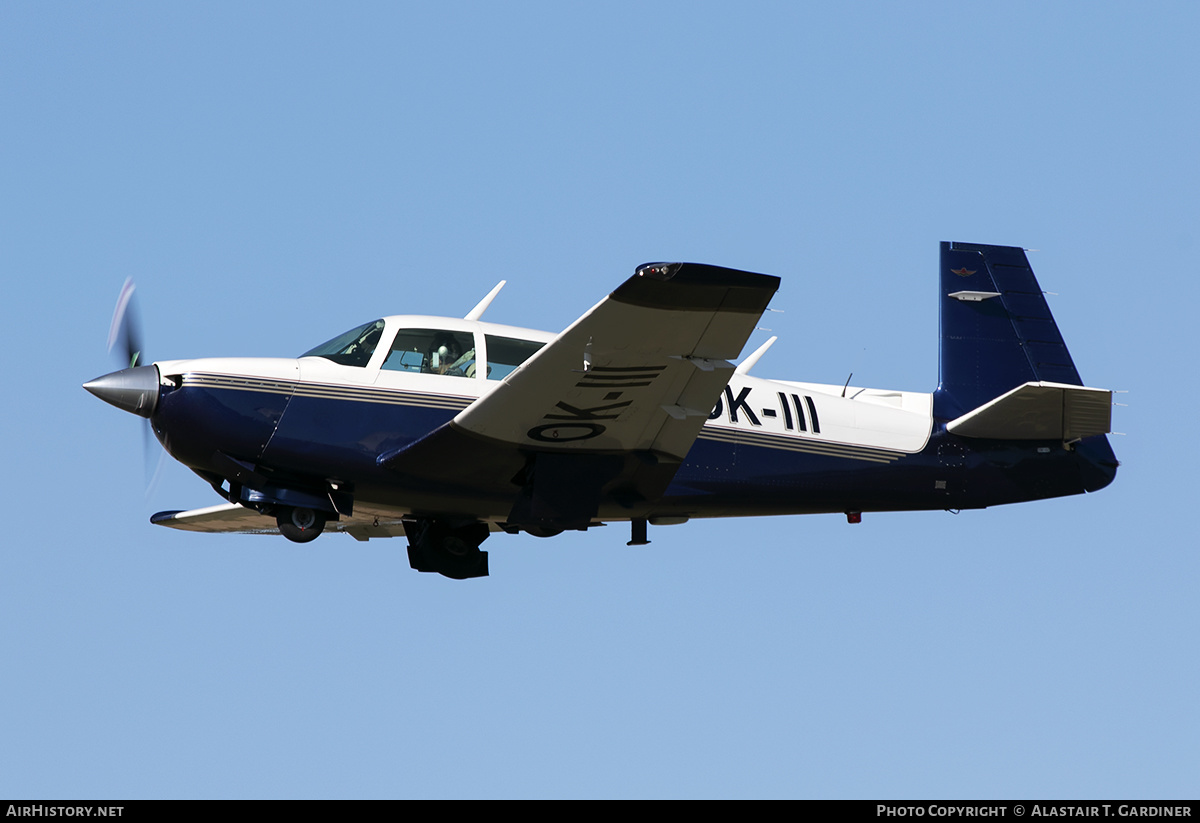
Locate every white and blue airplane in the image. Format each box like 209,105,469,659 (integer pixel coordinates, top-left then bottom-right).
85,242,1118,579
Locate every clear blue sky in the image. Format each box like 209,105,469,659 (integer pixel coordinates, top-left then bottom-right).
3,1,1197,799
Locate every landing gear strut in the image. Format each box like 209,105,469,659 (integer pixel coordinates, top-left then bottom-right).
404,518,490,579
276,506,327,543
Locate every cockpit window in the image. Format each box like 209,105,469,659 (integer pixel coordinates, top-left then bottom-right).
486,335,544,380
301,320,385,367
383,329,477,378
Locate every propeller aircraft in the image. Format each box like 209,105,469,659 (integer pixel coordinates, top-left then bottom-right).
84,242,1118,579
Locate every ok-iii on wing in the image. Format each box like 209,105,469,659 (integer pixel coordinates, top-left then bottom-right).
380,262,781,534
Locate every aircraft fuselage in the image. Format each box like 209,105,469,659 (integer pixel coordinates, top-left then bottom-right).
146,343,1116,527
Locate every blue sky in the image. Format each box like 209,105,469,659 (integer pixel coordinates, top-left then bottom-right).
3,1,1197,798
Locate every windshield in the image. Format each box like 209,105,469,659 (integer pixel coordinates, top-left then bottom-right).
301,320,385,367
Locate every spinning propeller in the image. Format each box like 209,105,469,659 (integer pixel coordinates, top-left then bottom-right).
84,278,165,489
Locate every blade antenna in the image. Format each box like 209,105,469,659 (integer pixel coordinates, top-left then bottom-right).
465,280,507,321
735,336,777,375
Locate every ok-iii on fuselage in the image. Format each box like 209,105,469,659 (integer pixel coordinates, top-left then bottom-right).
84,242,1118,579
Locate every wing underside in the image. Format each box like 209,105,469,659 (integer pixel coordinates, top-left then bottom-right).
379,262,780,531
151,504,412,541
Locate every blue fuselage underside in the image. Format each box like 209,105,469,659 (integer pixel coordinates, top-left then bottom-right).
153,383,1117,521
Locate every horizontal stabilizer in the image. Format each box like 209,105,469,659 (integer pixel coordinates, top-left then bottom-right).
946,381,1112,441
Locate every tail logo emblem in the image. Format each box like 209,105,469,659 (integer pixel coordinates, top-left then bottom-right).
950,268,976,277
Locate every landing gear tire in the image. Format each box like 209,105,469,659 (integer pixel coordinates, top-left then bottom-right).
524,526,563,538
277,506,326,543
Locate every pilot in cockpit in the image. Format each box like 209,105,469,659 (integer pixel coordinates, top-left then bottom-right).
427,334,475,377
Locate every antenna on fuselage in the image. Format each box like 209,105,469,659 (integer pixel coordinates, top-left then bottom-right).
465,280,507,321
734,336,777,376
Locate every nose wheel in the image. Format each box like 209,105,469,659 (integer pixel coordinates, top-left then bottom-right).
276,507,327,543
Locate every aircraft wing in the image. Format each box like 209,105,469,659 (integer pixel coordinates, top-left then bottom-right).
152,503,280,534
151,503,413,541
380,262,780,530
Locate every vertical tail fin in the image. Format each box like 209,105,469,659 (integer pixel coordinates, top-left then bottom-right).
934,242,1084,421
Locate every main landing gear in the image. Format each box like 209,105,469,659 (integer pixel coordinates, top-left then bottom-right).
272,506,488,580
404,518,490,579
276,506,327,543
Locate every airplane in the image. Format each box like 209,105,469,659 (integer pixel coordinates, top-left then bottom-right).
84,242,1118,579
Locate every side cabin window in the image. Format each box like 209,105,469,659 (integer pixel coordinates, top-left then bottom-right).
383,329,477,378
301,320,385,367
486,335,544,380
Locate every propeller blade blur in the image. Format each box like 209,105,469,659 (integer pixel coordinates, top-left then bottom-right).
107,277,144,368
95,277,161,494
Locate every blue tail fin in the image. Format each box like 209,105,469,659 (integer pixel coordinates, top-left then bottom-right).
934,242,1084,421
